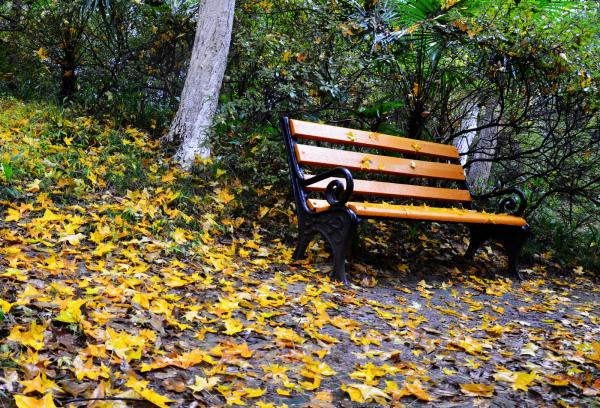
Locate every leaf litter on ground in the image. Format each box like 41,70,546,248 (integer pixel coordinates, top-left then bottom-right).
0,98,599,407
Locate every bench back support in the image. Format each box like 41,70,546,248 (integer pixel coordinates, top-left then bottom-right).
290,119,460,159
281,117,311,215
282,117,475,215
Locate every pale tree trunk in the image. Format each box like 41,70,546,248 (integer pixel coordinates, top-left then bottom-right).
453,103,479,166
467,97,499,191
164,0,235,170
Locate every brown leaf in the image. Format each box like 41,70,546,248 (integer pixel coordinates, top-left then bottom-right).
162,377,187,393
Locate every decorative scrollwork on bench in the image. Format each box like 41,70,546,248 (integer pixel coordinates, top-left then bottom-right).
472,187,527,216
301,167,354,207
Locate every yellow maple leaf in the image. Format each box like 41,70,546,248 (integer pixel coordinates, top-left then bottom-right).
38,209,62,223
223,318,244,335
303,359,336,377
126,377,173,408
462,357,481,369
520,343,539,356
58,233,86,246
14,393,56,408
5,208,21,222
299,375,322,391
273,327,305,344
350,362,387,386
90,224,112,244
282,50,294,62
8,321,45,350
55,298,86,324
261,364,289,383
453,336,484,355
105,327,145,361
404,380,433,401
36,47,49,62
161,172,176,183
244,387,266,398
20,373,62,394
482,322,506,336
342,383,390,404
360,156,372,170
513,371,537,391
460,383,494,397
545,374,569,387
0,299,12,314
224,390,247,405
214,188,235,205
188,376,220,393
26,179,41,192
172,228,188,244
93,242,116,256
72,357,110,381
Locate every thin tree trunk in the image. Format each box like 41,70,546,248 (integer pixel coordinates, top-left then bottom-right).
453,102,479,166
165,0,235,170
59,43,77,100
467,97,498,190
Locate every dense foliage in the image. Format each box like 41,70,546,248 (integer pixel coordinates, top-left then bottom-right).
1,0,598,268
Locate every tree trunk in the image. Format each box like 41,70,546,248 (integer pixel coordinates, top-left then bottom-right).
467,97,499,190
453,103,479,166
165,0,235,170
59,43,77,100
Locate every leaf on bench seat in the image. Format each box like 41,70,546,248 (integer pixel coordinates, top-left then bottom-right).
360,155,372,170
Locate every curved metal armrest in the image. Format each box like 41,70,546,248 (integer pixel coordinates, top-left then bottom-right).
471,187,527,216
301,167,354,207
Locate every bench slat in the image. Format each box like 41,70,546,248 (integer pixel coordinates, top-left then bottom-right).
304,177,472,202
307,199,528,227
296,144,466,181
290,119,459,160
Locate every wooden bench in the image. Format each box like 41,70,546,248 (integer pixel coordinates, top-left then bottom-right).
281,117,530,283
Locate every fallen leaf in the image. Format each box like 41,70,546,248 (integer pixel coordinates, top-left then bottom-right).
460,383,494,397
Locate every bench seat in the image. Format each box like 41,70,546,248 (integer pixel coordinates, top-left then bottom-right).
307,199,528,226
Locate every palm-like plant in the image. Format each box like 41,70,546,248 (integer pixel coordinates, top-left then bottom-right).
346,0,587,188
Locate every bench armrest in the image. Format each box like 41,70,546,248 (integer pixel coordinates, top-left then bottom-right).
301,167,354,207
471,187,527,216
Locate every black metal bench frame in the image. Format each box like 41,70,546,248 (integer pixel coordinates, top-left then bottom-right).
281,117,531,283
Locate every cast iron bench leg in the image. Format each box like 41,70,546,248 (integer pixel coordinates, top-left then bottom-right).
295,209,358,284
465,224,531,280
293,230,317,260
465,225,489,259
498,225,531,280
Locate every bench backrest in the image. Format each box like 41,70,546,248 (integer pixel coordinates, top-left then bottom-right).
282,117,473,212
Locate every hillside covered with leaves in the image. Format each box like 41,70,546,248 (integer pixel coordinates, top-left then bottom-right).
1,0,598,267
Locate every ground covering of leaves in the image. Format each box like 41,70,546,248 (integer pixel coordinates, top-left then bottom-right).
1,98,599,407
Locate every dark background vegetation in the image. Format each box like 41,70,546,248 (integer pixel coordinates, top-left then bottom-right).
1,0,598,269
